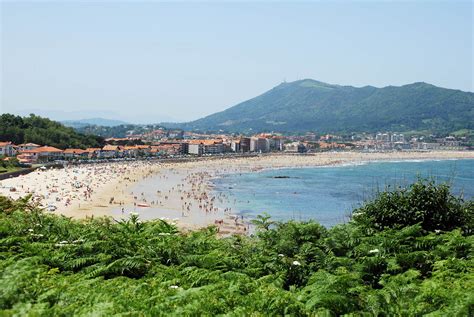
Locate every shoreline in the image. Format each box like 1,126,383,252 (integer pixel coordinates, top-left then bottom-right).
1,151,473,235
216,157,459,173
240,156,472,174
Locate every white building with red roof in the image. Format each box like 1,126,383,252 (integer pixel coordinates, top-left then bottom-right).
18,146,63,162
0,142,15,157
17,143,41,152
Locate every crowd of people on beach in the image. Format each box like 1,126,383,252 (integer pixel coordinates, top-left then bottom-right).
2,151,473,235
126,166,249,234
0,161,157,213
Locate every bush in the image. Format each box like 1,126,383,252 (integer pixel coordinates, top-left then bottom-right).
352,179,473,233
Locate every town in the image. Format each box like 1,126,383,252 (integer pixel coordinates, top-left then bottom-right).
0,127,470,164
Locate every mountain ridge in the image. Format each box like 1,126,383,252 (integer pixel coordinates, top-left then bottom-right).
170,79,473,134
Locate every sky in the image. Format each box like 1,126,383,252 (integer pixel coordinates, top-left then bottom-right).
1,1,472,124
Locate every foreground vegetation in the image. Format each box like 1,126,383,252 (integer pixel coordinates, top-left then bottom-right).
0,157,21,174
0,180,473,316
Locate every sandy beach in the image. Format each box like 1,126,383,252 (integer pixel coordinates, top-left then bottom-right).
1,151,473,234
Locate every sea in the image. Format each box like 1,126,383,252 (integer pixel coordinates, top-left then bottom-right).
212,159,474,227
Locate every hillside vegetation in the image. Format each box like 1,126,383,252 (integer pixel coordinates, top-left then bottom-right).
179,79,474,134
0,114,104,149
0,180,472,315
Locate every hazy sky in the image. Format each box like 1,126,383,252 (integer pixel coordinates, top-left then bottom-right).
1,1,472,123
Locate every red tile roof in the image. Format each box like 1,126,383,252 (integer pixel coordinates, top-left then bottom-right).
188,139,223,145
21,146,63,153
102,145,119,151
63,149,87,154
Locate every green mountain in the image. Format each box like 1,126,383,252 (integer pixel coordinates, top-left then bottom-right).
0,114,105,149
178,79,474,134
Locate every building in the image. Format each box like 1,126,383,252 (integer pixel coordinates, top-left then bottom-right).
16,152,37,164
391,133,405,143
188,143,204,155
250,137,270,153
151,143,184,156
17,143,40,152
188,140,224,155
375,133,391,142
101,145,120,158
231,140,240,152
121,146,139,157
37,146,64,161
318,141,347,150
269,137,284,151
240,137,251,152
20,146,64,162
180,142,189,154
305,133,318,141
435,136,462,149
0,142,15,157
393,142,411,150
134,145,152,156
167,130,184,139
149,129,167,141
85,148,102,158
416,142,441,150
63,149,89,159
297,143,307,153
284,142,301,152
205,142,224,154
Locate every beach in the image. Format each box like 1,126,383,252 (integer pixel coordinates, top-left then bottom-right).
1,151,473,234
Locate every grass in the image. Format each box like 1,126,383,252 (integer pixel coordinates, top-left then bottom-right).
0,166,22,174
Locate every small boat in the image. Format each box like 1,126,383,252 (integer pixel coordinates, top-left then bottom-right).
137,203,150,208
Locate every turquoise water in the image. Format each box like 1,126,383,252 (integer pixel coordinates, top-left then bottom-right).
213,159,474,227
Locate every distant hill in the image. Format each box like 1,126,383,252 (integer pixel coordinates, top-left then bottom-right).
0,114,104,149
75,124,164,138
62,118,128,128
175,79,474,134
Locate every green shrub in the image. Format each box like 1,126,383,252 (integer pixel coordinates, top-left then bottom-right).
352,179,472,233
0,180,472,315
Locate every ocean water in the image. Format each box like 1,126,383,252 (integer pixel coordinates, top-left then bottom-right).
212,159,474,227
